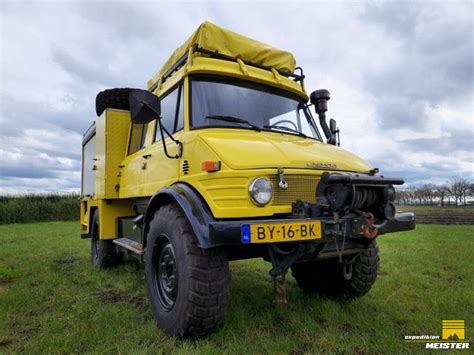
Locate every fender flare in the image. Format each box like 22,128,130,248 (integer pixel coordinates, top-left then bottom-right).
143,183,215,248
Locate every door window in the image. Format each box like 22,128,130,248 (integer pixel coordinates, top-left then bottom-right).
155,85,184,141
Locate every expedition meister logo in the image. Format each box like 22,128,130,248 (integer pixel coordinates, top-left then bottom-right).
404,320,470,350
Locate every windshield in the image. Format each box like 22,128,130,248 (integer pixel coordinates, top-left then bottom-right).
190,77,322,140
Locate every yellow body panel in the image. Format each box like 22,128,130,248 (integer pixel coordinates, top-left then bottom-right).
80,199,134,239
119,133,183,199
93,110,131,199
197,129,370,171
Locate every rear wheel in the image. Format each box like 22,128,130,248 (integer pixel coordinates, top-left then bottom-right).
95,88,132,116
291,241,379,300
145,204,231,338
90,210,121,268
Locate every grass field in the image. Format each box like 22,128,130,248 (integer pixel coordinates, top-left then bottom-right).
398,205,474,225
1,223,473,353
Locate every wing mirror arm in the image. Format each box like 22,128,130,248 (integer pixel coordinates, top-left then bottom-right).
129,89,182,159
157,119,183,159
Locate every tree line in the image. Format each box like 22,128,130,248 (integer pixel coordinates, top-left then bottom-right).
395,177,473,206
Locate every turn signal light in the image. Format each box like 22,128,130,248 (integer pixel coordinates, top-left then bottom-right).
201,160,221,172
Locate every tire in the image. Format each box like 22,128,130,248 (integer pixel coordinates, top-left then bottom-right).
90,210,121,268
291,241,379,300
145,204,231,338
95,88,132,116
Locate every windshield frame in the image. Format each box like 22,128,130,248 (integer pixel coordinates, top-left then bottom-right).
189,75,323,141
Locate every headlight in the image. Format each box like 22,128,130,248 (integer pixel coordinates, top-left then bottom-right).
249,177,273,206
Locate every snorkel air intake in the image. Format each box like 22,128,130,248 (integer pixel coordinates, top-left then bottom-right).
310,89,336,145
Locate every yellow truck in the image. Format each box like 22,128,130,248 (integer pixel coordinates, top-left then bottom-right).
80,22,415,338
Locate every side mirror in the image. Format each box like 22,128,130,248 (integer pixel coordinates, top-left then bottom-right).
329,118,340,146
329,118,338,134
129,89,161,124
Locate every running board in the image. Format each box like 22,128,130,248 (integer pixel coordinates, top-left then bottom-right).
113,238,144,255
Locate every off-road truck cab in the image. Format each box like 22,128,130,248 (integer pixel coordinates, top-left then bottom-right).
80,21,415,338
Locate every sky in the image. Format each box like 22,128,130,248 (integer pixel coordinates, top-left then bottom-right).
0,0,473,194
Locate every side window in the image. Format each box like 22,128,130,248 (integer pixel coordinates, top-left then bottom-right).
128,123,148,155
155,85,184,141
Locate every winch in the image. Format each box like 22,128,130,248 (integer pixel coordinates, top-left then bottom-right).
316,171,403,221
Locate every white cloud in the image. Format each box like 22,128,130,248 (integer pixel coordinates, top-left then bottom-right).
0,0,473,192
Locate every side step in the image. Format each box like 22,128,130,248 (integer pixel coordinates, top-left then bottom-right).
113,238,144,255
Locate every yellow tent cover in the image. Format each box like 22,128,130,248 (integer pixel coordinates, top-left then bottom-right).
148,21,297,88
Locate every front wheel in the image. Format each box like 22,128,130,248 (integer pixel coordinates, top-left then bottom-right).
145,204,231,338
291,241,379,300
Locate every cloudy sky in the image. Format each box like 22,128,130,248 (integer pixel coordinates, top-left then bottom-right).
0,0,473,193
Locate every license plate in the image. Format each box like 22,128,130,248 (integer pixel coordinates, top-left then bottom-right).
241,221,322,244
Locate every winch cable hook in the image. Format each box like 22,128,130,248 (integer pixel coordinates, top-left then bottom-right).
361,212,378,239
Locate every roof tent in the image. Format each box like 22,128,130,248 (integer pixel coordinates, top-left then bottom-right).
147,21,299,90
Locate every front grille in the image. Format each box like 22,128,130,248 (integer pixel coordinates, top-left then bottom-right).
270,175,319,206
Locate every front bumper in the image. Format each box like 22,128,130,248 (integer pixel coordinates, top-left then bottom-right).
208,212,415,247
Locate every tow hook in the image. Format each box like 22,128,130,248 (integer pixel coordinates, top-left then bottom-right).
361,212,378,239
342,262,353,280
342,254,359,280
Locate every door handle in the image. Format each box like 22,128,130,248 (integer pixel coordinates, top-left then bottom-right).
142,154,152,159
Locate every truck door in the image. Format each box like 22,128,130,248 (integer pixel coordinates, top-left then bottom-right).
140,84,184,195
119,122,149,197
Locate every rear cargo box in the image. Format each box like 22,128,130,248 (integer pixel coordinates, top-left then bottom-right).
81,109,131,199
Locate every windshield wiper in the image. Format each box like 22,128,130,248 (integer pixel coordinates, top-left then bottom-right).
206,115,261,131
263,125,307,138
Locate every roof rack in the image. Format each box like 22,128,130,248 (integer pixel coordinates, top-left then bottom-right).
149,45,305,92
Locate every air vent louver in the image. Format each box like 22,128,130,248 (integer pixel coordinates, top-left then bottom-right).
182,160,190,175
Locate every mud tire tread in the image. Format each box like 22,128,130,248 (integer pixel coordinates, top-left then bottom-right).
145,204,230,338
291,241,379,300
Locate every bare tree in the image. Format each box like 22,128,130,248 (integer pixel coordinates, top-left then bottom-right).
413,187,424,205
459,179,470,205
436,185,449,207
394,179,472,207
422,184,437,205
448,176,469,206
396,189,412,205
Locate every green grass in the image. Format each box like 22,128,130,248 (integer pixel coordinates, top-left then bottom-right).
0,194,79,225
1,223,472,353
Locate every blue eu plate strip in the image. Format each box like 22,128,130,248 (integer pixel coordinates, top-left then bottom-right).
241,224,251,244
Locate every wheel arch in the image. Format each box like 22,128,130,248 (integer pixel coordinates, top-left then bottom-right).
143,183,215,248
89,206,99,235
